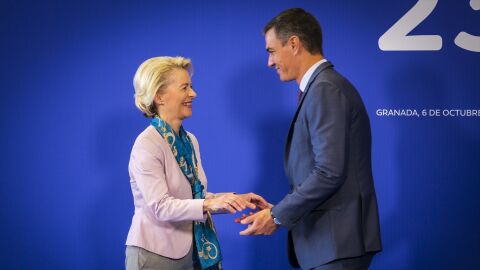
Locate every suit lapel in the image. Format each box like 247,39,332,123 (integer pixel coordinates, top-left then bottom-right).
283,61,334,167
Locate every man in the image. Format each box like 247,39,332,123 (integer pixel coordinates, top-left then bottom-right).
240,8,382,270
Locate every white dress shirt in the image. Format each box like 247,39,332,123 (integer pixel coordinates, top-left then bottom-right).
299,59,327,92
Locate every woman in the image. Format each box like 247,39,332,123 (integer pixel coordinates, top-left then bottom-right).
125,56,268,270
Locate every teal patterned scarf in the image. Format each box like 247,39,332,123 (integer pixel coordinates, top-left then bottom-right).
151,116,222,270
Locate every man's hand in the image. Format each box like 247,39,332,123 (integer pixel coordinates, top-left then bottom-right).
238,193,272,210
239,208,278,235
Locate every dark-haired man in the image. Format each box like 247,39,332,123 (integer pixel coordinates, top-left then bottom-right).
240,8,382,270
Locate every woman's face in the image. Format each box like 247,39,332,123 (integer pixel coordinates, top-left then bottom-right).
157,68,197,122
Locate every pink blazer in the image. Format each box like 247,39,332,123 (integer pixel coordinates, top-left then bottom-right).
125,125,212,259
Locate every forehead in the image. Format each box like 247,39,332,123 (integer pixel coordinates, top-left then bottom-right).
265,29,281,48
169,68,191,84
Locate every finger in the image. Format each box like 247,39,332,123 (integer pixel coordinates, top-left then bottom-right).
229,199,244,212
257,198,270,209
249,193,263,202
239,224,256,235
240,212,257,224
225,204,236,214
232,194,246,203
252,219,264,235
257,203,270,210
236,196,255,210
251,195,270,209
234,213,248,223
244,199,257,210
228,195,247,211
224,195,242,207
231,196,249,209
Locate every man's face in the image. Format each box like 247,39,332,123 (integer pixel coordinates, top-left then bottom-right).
265,28,296,82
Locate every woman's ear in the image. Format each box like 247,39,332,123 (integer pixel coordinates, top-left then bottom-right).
154,94,164,106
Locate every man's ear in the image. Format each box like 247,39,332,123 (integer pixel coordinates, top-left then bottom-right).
289,35,301,55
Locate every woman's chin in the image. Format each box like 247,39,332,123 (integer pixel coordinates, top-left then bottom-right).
182,111,193,119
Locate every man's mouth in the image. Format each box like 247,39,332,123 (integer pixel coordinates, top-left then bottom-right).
183,101,193,107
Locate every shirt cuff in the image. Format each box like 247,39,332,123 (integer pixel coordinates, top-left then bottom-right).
191,199,207,222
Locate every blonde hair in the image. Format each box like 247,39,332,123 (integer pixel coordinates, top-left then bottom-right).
133,56,192,117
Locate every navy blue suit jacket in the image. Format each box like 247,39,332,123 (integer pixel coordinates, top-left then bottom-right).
271,61,382,269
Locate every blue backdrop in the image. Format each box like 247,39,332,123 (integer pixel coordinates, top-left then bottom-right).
1,0,479,269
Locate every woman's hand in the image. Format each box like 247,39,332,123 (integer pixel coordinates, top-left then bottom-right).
203,193,256,214
238,193,272,210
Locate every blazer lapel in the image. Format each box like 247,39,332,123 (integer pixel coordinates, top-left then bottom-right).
283,61,334,167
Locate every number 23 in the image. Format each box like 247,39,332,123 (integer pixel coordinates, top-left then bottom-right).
379,0,480,52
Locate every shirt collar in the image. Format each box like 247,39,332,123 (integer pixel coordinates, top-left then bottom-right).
299,59,327,92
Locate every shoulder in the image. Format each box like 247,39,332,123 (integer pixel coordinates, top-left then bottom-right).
313,66,357,94
307,79,345,102
131,125,167,156
312,67,345,88
306,67,354,103
303,75,351,116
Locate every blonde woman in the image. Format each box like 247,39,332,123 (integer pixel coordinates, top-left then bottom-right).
125,56,269,270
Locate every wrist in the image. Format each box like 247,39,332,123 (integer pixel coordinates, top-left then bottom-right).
270,209,281,226
203,199,211,212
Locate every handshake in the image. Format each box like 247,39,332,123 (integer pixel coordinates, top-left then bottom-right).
203,193,279,236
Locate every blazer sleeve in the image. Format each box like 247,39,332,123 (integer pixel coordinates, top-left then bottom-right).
272,81,350,229
130,136,205,222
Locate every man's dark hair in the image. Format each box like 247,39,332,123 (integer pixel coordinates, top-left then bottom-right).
263,8,324,55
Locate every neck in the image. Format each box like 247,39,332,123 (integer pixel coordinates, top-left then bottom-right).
295,54,324,85
158,115,182,134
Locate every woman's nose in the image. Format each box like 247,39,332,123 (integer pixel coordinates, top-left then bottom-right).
190,88,197,98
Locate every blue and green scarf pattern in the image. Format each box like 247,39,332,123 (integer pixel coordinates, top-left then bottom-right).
151,116,222,270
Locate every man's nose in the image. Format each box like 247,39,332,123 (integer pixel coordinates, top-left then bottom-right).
268,55,274,67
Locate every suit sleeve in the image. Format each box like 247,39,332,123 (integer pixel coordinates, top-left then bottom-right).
272,81,350,229
129,137,205,222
